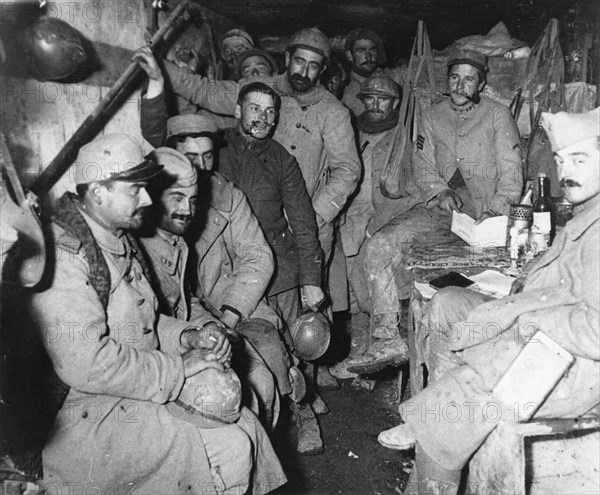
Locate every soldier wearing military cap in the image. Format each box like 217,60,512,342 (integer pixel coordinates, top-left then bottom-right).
29,134,285,493
137,28,361,399
342,27,406,116
358,49,523,372
377,106,600,495
333,73,422,378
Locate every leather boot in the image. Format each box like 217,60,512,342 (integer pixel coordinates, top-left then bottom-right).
346,338,409,375
315,364,340,391
403,443,461,495
294,402,325,455
372,312,400,339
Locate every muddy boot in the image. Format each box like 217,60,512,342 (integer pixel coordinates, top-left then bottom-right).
347,338,409,375
295,402,325,455
316,364,340,391
372,312,400,339
349,311,371,357
288,365,307,403
330,312,370,380
311,392,330,416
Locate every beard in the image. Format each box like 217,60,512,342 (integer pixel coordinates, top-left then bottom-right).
288,73,313,93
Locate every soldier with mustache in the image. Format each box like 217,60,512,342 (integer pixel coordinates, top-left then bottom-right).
353,49,523,373
342,28,406,117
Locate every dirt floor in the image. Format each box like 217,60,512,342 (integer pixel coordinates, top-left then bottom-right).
273,369,415,495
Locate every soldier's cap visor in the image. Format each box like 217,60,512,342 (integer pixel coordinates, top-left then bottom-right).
110,159,163,182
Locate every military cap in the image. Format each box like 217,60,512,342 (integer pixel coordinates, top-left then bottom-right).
447,48,488,73
166,114,218,140
220,28,254,54
235,48,277,77
149,147,197,188
73,134,162,185
288,27,331,59
357,71,400,99
541,107,600,152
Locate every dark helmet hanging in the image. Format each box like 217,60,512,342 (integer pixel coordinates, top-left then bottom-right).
290,311,331,361
21,16,86,81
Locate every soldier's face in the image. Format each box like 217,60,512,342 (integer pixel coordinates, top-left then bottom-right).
99,181,152,231
240,55,274,78
286,48,325,93
554,137,600,206
235,91,277,140
175,137,214,173
362,95,397,122
221,37,253,67
447,64,485,106
156,185,198,236
347,39,379,77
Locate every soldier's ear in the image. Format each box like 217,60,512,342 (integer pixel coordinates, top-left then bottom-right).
284,51,290,68
345,50,353,64
234,104,242,120
393,98,400,111
87,182,104,205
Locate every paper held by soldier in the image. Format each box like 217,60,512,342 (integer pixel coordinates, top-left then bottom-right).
451,211,508,249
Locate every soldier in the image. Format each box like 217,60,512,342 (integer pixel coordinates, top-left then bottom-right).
137,147,281,431
29,134,285,493
139,27,362,390
342,28,406,116
332,73,421,378
378,107,599,495
358,49,523,372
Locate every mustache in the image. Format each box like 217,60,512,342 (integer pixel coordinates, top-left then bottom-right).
291,74,311,85
367,109,385,114
171,213,193,221
443,92,480,103
560,178,582,188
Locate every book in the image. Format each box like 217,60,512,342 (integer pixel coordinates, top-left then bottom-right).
451,211,508,249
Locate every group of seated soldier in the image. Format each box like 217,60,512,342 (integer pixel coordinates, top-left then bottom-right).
1,21,598,495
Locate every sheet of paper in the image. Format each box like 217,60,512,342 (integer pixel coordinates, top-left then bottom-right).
469,269,516,298
451,211,508,249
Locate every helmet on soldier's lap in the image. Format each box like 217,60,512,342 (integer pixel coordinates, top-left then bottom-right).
167,359,242,428
291,311,331,361
288,27,331,60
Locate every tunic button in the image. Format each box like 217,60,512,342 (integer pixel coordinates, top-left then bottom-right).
291,145,296,150
540,295,547,302
560,278,565,284
296,123,301,128
143,327,152,334
138,298,145,306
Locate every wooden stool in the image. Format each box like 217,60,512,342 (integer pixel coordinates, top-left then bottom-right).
467,418,600,494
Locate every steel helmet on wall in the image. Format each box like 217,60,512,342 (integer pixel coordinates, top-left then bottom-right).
291,311,331,361
21,16,86,81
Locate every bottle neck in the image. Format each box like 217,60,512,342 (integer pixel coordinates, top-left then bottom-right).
538,177,550,198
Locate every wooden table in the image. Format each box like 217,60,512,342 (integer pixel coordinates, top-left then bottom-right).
404,230,512,395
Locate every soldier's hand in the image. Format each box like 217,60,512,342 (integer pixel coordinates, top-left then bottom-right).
301,285,326,311
436,189,463,213
132,46,163,98
182,348,224,378
474,209,498,225
181,323,231,365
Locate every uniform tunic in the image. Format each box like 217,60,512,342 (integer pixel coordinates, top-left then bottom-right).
401,194,600,471
30,206,286,494
163,63,361,258
219,127,322,296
